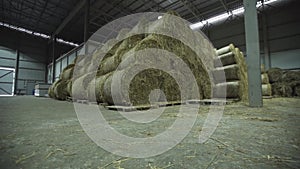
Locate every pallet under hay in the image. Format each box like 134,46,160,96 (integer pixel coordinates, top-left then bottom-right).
66,96,74,102
105,104,158,112
76,99,89,104
155,101,184,107
186,99,235,105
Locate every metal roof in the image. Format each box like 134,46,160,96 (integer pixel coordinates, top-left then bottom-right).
0,0,293,44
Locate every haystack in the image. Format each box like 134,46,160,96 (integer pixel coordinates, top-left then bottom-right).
213,44,248,101
49,11,216,105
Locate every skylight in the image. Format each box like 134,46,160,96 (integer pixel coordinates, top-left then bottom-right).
0,22,79,47
190,0,281,30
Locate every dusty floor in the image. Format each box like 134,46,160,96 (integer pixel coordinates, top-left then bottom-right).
0,96,299,169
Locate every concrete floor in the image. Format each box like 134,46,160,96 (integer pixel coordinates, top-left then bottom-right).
0,96,299,169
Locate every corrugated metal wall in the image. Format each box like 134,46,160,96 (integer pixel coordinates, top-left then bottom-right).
0,27,73,94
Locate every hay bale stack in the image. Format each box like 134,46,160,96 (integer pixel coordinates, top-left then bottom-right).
261,73,269,84
267,67,300,97
213,44,248,101
295,85,300,96
260,65,272,96
49,12,216,105
72,72,95,100
48,80,60,98
53,80,69,100
262,84,272,96
267,68,283,83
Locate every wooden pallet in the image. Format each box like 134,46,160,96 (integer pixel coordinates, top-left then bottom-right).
155,101,184,107
76,99,89,104
186,99,232,105
105,104,157,112
66,96,74,102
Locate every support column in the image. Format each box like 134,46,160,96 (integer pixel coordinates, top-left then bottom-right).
84,0,90,42
14,50,19,94
243,0,263,107
51,36,56,83
84,0,90,55
262,11,270,70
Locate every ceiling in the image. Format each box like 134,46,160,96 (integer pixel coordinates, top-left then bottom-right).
0,0,292,45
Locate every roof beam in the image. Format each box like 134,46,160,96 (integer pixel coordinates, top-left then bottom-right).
219,0,229,12
180,0,201,20
51,0,86,37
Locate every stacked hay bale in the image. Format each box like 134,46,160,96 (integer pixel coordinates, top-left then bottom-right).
261,64,272,96
48,64,75,100
50,12,216,106
213,44,248,101
267,68,300,97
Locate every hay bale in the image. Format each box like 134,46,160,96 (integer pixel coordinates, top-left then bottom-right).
282,71,300,83
52,12,215,105
262,84,272,96
133,34,211,99
261,64,266,73
267,68,283,83
116,28,131,40
261,73,269,84
271,83,293,97
60,64,74,80
214,52,236,67
235,49,248,102
96,35,145,76
87,73,112,103
48,80,61,98
213,81,240,98
72,72,95,100
216,44,235,56
66,80,72,97
54,80,69,100
213,64,240,83
102,67,195,106
214,45,248,101
295,85,300,96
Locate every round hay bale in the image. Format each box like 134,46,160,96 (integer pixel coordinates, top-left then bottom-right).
295,85,300,96
72,72,95,100
216,44,235,56
116,28,131,40
66,80,72,97
262,84,272,96
54,80,68,100
282,70,300,83
271,83,293,97
87,73,112,103
48,80,61,98
60,64,75,80
267,68,283,83
261,73,269,84
261,64,266,73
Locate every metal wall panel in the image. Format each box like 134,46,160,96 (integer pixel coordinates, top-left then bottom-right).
61,57,68,70
270,49,300,69
55,61,61,79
